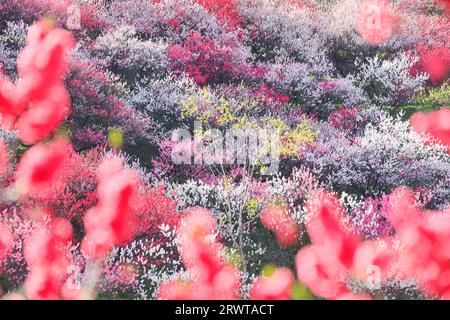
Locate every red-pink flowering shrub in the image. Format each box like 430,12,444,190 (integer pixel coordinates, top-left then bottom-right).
348,194,394,239
294,183,450,300
168,31,252,85
412,44,450,84
328,106,360,133
67,56,157,153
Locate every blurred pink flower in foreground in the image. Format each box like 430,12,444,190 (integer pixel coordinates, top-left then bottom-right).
82,157,139,260
0,224,13,264
411,109,450,150
24,217,78,299
355,0,399,45
250,267,295,300
158,208,241,300
260,204,299,247
0,138,8,177
16,138,72,194
0,20,74,144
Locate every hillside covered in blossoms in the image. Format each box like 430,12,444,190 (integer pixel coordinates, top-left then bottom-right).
0,0,449,300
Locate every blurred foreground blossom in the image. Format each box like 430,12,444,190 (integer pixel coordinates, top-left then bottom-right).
0,20,74,144
16,138,72,195
260,203,299,247
82,157,139,260
250,267,295,300
355,0,399,45
411,109,450,150
158,208,241,300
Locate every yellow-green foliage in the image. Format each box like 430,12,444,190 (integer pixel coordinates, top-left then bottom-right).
181,88,317,160
180,87,258,126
